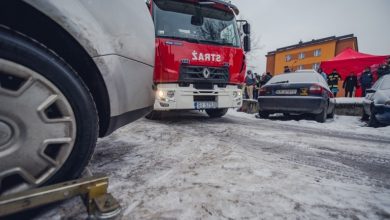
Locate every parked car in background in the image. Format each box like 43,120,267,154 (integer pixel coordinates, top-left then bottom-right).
362,75,390,127
0,0,155,195
258,70,335,123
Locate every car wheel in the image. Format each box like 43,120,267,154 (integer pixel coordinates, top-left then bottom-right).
145,110,163,120
327,106,335,119
206,108,228,118
361,110,370,121
0,27,98,194
315,105,327,123
368,108,381,128
259,111,269,119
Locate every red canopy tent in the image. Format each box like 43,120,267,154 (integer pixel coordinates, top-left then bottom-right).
320,48,389,97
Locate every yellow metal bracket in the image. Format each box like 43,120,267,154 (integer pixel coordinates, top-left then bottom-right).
0,174,121,219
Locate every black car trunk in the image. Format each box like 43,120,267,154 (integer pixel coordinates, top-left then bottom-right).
261,83,315,97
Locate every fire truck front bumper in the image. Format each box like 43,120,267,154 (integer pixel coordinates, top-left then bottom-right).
153,84,243,111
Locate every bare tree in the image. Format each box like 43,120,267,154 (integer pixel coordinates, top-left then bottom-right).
246,33,264,70
238,16,264,72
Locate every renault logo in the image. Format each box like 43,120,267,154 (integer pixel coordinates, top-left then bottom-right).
203,68,211,79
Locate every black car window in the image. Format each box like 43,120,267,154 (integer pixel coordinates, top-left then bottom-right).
267,72,319,84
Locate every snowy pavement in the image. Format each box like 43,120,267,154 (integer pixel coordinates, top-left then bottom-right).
36,110,390,220
335,97,364,105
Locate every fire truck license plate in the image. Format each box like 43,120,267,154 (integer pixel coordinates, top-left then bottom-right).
194,102,217,109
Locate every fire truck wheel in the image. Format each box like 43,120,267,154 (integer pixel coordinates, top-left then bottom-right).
145,110,162,120
206,108,228,118
0,27,98,195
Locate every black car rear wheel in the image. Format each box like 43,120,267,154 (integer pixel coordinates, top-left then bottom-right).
259,111,270,119
327,106,335,119
315,105,327,123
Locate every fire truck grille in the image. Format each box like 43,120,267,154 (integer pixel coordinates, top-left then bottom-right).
179,65,229,84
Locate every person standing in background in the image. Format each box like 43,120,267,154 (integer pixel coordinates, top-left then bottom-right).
263,72,273,84
253,73,261,99
360,67,374,97
317,68,327,81
343,72,358,97
283,66,291,73
377,61,390,79
327,69,342,96
245,70,256,99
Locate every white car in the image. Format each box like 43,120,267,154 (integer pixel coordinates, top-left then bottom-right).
0,0,155,194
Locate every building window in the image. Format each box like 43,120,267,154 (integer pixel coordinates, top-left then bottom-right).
312,63,320,70
285,54,292,62
297,65,304,70
298,52,305,60
314,49,321,57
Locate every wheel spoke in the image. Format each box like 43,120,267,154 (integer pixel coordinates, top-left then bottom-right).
42,121,74,140
0,156,43,186
0,76,34,97
41,138,73,167
37,94,59,114
16,168,39,186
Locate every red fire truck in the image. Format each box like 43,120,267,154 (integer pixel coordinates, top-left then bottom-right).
148,0,250,118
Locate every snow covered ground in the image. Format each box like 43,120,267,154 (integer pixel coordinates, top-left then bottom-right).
35,110,390,220
335,97,364,105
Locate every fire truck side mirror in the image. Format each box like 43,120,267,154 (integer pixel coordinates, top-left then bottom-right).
243,23,251,35
244,36,251,52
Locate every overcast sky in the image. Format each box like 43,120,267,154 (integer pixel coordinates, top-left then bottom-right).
232,0,390,73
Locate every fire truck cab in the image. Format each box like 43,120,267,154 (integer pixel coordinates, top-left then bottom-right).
149,0,250,118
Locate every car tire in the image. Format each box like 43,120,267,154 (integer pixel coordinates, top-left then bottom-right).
0,27,98,194
259,111,270,119
361,110,370,121
206,108,228,118
145,110,163,120
327,106,335,119
315,105,327,123
368,107,381,128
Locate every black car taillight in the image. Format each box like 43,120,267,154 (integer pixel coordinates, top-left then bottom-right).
259,87,267,96
309,84,323,95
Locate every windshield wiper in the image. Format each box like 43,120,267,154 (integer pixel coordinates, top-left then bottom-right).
271,80,289,84
159,35,199,43
198,39,234,46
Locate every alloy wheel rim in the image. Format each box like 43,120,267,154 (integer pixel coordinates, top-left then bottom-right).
0,58,76,194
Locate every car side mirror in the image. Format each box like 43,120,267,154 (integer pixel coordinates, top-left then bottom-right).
366,88,376,94
243,23,251,35
244,36,251,52
191,15,204,26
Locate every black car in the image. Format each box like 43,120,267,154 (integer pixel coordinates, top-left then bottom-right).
362,75,390,127
258,70,336,123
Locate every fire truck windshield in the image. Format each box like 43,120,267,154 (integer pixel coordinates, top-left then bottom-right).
153,0,241,47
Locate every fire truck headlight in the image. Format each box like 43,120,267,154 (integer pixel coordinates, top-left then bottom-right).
157,90,165,99
233,91,241,98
